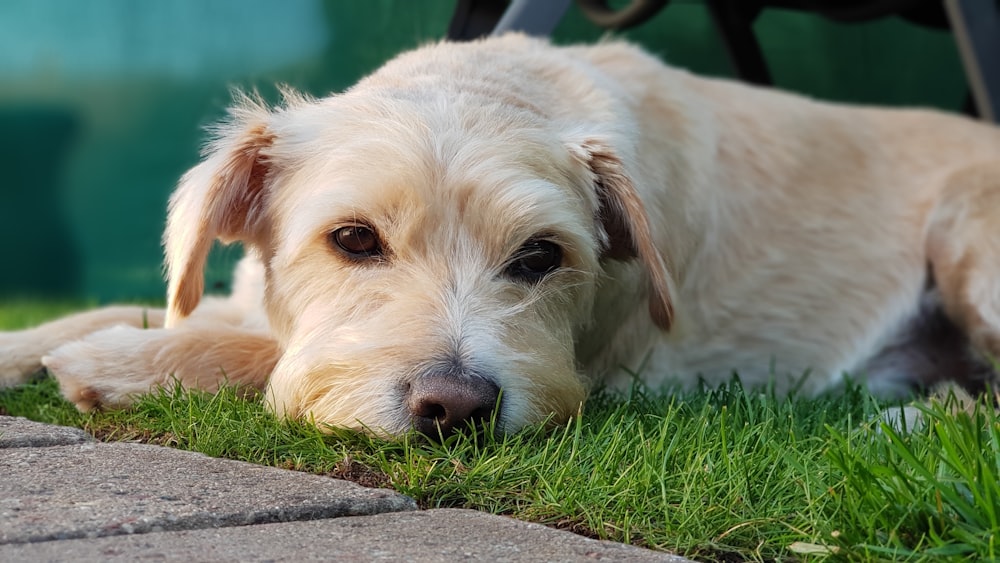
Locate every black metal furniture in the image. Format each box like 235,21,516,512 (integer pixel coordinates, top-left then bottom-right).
447,0,999,123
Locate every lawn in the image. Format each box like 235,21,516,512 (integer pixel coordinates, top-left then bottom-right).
2,304,999,562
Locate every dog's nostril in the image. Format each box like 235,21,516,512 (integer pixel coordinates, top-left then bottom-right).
407,374,500,438
413,400,447,422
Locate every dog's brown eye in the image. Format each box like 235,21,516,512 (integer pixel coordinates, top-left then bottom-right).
506,239,562,283
331,225,382,258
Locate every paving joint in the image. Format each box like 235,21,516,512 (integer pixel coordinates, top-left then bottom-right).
1,416,690,561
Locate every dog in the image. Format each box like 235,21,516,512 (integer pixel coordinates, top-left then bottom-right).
1,34,998,437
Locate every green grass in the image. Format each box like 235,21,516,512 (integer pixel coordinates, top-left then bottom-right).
3,305,1000,561
0,299,99,328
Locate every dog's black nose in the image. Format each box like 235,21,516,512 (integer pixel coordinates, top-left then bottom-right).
406,374,500,437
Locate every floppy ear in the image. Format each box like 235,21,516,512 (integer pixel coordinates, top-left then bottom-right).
164,97,275,328
570,139,675,331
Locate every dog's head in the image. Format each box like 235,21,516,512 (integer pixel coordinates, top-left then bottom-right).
163,44,672,436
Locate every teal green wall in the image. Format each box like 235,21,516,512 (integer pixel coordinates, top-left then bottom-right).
0,0,966,301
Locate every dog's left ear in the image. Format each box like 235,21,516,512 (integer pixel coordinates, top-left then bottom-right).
164,97,275,328
569,139,675,331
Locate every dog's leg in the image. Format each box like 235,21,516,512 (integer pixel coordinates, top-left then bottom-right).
1,253,273,408
42,321,280,411
926,161,1000,377
0,292,253,389
0,306,166,387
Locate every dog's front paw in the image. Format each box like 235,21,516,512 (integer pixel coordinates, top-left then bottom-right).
0,330,49,388
42,326,163,412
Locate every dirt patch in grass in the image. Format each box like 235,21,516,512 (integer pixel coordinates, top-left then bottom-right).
323,455,393,489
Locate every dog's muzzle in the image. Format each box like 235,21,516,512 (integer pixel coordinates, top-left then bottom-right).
405,372,501,437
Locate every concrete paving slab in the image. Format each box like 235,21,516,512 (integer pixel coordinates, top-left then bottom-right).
1,441,416,545
0,416,93,448
0,508,691,562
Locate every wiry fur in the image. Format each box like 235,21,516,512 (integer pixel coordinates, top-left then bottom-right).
2,34,999,435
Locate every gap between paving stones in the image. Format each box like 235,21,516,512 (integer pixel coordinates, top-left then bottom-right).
1,509,689,562
1,416,690,561
1,420,417,545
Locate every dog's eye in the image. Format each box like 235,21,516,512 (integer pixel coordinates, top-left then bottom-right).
330,225,382,259
506,239,562,282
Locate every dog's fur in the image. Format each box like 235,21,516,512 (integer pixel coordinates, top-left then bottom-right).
2,34,999,436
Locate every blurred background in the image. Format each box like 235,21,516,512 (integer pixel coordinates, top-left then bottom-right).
0,0,967,303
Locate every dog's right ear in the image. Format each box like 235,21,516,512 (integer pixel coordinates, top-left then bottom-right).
568,138,675,331
164,96,275,328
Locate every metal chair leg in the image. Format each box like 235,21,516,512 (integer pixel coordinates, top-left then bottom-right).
492,0,572,36
704,0,774,86
448,0,571,41
945,0,1000,122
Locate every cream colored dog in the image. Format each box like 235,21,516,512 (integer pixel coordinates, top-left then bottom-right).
2,34,999,436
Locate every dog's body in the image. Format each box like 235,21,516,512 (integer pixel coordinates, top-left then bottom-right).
2,34,999,435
